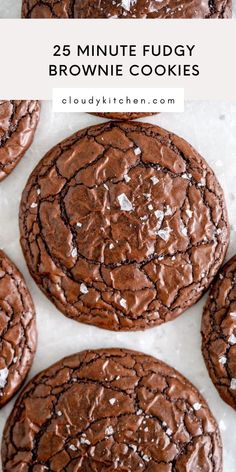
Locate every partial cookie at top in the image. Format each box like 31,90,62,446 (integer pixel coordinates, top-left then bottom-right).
90,113,156,120
21,0,232,18
0,250,37,408
19,121,229,331
202,255,236,410
2,348,223,471
0,101,40,182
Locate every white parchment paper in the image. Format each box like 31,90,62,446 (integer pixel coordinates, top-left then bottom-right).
0,103,236,471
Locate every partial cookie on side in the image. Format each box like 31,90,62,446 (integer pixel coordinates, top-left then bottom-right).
19,121,229,331
0,250,37,408
91,112,156,120
21,0,232,18
2,348,222,471
202,255,236,410
0,100,40,182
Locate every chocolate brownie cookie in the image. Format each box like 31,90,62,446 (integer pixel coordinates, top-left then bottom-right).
202,255,236,410
21,0,231,18
19,121,229,331
2,348,222,471
0,250,37,408
0,100,40,182
91,113,156,120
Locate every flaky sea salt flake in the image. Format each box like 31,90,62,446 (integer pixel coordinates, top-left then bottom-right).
219,356,227,365
134,146,141,155
120,298,127,309
109,398,116,405
80,437,91,445
69,444,77,451
157,227,172,241
150,176,159,185
0,368,9,389
193,402,202,411
80,283,89,294
154,210,164,220
186,209,193,218
165,205,172,216
229,333,236,345
105,426,114,436
124,174,131,183
71,248,77,258
118,193,134,212
230,378,236,390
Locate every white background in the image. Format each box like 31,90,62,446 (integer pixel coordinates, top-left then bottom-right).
0,103,236,470
0,0,235,17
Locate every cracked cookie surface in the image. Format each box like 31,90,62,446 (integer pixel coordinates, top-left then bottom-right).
2,348,222,471
21,0,232,18
19,121,229,331
91,113,156,121
0,250,37,408
202,255,236,410
0,101,40,182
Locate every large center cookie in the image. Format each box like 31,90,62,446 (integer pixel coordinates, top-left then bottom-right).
0,101,40,182
0,250,37,408
202,255,236,410
2,348,222,471
19,121,229,331
21,0,231,18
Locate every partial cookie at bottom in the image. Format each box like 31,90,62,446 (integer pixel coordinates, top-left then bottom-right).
202,255,236,410
2,348,222,471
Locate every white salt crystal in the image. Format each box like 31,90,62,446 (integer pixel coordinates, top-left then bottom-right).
150,176,159,185
0,368,9,389
118,193,134,212
229,333,236,345
219,356,227,365
80,283,88,294
134,146,141,155
69,444,77,451
105,426,114,436
71,248,77,258
186,209,193,218
157,227,172,241
154,210,164,220
109,398,116,405
193,402,201,411
120,298,127,309
124,174,131,182
230,378,236,390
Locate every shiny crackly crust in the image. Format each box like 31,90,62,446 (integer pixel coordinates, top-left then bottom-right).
2,348,222,471
0,250,37,408
202,255,236,410
21,0,232,18
19,121,229,332
0,101,40,182
90,113,157,121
